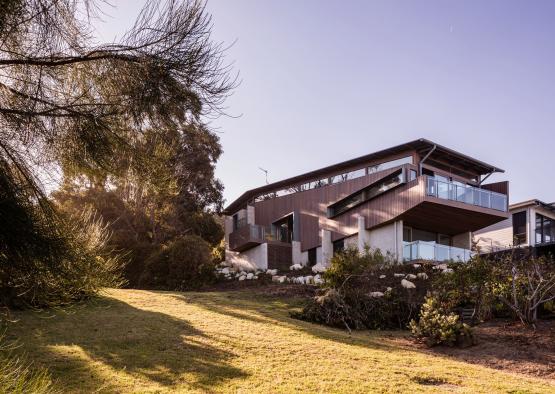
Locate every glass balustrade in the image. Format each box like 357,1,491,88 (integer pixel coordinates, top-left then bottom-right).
403,241,473,263
426,177,507,212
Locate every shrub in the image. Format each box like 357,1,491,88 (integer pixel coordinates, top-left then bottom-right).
0,210,125,309
409,296,474,347
0,337,54,393
293,287,421,331
138,234,216,290
323,246,394,289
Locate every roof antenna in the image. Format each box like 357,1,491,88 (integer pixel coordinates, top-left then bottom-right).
258,167,269,184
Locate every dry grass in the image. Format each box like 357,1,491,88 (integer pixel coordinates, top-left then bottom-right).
7,288,555,393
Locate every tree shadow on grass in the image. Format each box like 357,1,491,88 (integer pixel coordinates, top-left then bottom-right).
9,295,248,392
170,290,400,352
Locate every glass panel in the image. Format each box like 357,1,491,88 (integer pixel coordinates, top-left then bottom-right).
450,247,466,262
491,193,506,211
368,156,413,174
437,180,450,199
418,242,435,260
435,244,450,262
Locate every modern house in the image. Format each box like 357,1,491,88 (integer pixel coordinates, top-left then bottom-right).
223,139,509,271
474,199,555,257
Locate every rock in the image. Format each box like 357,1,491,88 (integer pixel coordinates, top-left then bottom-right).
266,269,278,276
290,263,303,271
240,271,247,276
433,264,448,270
238,275,246,281
406,274,417,279
312,263,327,273
304,275,314,284
246,273,254,280
272,275,286,283
413,264,421,269
417,273,429,280
386,287,393,292
313,275,324,285
221,267,230,275
253,275,258,280
442,268,454,274
369,291,385,297
379,274,386,279
394,273,405,278
401,279,416,289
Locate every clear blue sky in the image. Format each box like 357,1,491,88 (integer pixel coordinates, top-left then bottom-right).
96,1,555,206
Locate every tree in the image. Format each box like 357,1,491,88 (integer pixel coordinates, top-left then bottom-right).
0,0,235,304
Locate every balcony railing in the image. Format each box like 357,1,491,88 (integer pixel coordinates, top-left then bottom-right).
426,177,507,212
228,223,291,251
403,241,474,263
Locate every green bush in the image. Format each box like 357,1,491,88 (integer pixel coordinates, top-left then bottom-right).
138,235,216,290
409,296,474,347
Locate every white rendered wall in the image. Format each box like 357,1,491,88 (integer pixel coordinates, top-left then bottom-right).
292,241,305,265
474,215,515,252
321,229,333,266
344,234,358,249
225,243,268,271
361,221,403,262
316,247,323,264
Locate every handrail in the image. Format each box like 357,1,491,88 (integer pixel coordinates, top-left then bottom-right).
403,240,474,263
426,177,507,212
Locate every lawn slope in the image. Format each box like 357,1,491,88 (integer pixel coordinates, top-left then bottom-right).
8,288,555,393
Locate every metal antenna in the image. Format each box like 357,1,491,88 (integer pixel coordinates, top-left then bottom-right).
258,167,269,184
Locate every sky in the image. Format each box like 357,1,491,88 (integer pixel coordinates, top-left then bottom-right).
94,0,555,206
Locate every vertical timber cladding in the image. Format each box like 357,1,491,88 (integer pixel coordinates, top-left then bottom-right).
267,242,293,271
253,162,417,251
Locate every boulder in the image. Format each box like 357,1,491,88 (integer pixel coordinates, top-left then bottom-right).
401,279,416,289
221,267,230,275
394,273,405,278
290,263,303,271
312,263,327,273
369,291,385,297
406,274,417,279
413,264,421,269
379,274,386,279
386,287,393,292
238,275,246,281
246,273,254,280
442,268,454,274
417,272,429,280
304,275,314,284
266,269,278,276
313,275,324,285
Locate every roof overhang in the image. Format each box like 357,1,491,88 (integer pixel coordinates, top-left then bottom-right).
223,138,505,215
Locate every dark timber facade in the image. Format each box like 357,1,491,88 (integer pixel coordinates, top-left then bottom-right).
223,139,509,271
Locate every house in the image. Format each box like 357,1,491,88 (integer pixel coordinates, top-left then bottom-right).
222,138,509,271
474,199,555,257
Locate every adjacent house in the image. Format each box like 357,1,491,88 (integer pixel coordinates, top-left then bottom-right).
223,139,509,271
474,199,555,257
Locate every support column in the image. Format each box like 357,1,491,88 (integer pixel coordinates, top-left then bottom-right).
357,215,367,254
321,229,333,267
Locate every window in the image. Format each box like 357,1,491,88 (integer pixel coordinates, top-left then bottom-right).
327,169,405,217
333,239,344,254
273,214,293,243
308,248,317,266
403,227,412,242
438,234,451,246
409,169,417,181
512,211,527,245
368,156,413,175
536,213,554,245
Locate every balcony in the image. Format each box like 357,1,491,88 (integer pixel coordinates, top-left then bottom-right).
403,241,474,263
426,177,507,212
228,223,292,252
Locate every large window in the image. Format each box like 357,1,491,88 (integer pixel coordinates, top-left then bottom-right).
512,211,527,245
536,214,554,245
367,156,413,174
328,169,405,217
254,156,414,203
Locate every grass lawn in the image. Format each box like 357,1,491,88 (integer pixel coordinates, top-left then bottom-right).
8,288,555,393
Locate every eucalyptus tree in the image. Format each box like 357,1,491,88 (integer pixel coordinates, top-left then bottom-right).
0,0,235,305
